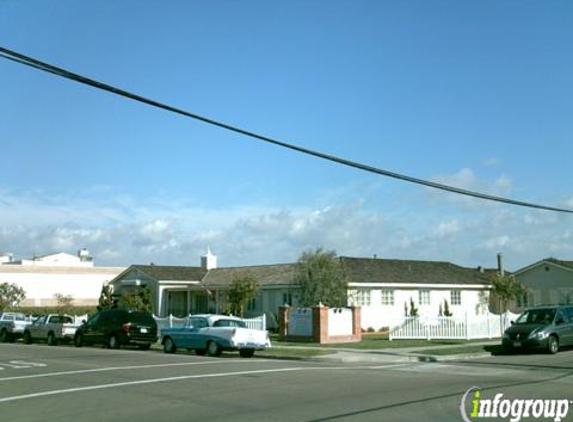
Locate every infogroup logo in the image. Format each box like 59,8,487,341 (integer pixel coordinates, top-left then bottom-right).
460,386,571,422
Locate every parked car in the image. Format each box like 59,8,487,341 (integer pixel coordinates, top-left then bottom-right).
502,305,573,354
74,309,158,350
161,314,271,358
23,314,80,345
0,312,32,342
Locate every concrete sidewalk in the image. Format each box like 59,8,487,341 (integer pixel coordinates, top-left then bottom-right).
282,340,500,364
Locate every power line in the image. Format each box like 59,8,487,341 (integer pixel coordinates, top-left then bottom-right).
1,46,571,214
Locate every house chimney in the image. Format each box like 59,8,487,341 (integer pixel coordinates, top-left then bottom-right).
497,253,505,276
201,246,217,270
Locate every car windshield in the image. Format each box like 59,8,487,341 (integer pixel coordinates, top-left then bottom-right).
515,309,556,325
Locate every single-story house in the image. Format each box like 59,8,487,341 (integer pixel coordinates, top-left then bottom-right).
512,258,573,312
109,250,495,330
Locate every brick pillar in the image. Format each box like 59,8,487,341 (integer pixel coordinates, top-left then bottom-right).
313,305,329,344
278,306,289,340
351,306,362,341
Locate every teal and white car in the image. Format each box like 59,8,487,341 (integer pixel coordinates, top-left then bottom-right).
161,314,271,358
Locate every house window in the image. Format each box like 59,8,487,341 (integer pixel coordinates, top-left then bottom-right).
419,290,430,305
354,289,371,306
516,293,529,308
381,289,394,306
283,293,293,306
451,290,461,306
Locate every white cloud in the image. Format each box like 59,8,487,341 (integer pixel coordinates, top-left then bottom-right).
0,186,571,271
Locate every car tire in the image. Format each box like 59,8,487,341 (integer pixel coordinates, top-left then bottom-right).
163,337,177,354
207,341,221,357
74,333,84,347
0,328,8,343
548,335,559,354
239,349,255,358
107,334,120,349
23,331,33,345
47,332,57,346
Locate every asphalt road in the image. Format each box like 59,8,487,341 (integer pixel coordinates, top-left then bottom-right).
1,343,573,422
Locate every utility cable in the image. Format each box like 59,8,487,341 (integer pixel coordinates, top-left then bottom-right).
1,46,571,214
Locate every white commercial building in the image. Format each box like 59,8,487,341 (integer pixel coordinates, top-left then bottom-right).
0,249,125,307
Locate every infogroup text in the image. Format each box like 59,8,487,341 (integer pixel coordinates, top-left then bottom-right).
461,387,571,422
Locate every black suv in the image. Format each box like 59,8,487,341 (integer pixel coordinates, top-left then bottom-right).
502,305,573,354
74,309,157,350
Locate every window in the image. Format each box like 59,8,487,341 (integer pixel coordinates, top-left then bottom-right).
381,289,394,306
516,293,529,308
213,319,246,328
283,293,293,306
354,289,371,306
451,290,461,305
419,290,430,305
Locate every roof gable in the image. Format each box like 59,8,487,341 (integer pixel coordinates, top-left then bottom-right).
514,258,573,276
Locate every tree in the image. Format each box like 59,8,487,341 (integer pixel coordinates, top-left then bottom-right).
97,284,115,311
0,282,26,312
295,248,348,308
490,273,527,313
443,299,453,317
227,275,258,318
53,293,74,315
121,286,153,313
408,297,419,317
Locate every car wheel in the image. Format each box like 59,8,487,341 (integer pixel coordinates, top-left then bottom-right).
548,335,559,354
207,341,221,357
195,348,206,356
74,333,84,347
239,349,255,358
108,334,120,349
0,328,8,343
23,331,33,345
163,337,177,354
47,332,57,346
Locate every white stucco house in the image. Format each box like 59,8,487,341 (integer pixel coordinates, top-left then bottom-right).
0,249,125,307
109,250,494,330
512,258,573,312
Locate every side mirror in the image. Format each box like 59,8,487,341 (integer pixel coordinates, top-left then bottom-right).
510,320,515,325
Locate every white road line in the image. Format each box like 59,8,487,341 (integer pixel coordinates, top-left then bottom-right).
0,359,281,382
0,367,305,403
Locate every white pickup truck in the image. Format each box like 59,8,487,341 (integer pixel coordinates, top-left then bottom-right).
0,312,32,342
23,314,80,345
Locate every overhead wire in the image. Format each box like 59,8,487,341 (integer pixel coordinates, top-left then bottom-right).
1,46,571,214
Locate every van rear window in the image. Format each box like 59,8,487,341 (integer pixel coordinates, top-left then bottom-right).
128,312,155,324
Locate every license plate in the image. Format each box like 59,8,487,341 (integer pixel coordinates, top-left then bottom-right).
140,328,148,333
513,341,521,347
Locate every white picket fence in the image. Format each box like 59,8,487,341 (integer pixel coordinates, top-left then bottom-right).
389,312,520,340
153,314,267,336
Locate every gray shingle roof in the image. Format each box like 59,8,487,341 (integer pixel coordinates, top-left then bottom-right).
127,257,492,287
204,264,296,286
132,265,208,281
339,257,492,286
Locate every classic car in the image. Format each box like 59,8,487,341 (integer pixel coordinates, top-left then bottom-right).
161,314,271,358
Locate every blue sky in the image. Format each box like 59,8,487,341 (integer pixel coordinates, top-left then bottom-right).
1,1,572,270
